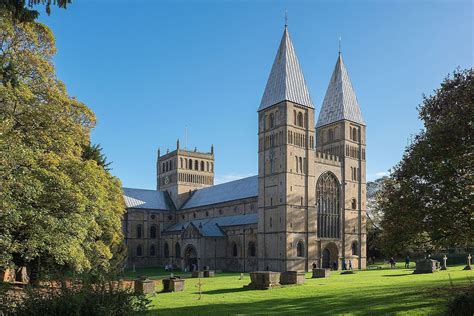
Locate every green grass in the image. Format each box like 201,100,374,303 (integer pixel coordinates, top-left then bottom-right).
128,265,472,315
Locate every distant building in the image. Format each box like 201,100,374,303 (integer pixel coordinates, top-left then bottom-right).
123,25,367,272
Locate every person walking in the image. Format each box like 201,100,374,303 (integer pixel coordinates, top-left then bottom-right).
389,257,396,269
405,255,410,269
349,260,353,270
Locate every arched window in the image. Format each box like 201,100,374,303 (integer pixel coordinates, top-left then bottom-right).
164,242,169,258
188,159,193,170
296,241,304,257
150,244,156,256
293,110,297,125
352,198,357,210
206,162,209,171
175,242,181,258
352,128,358,142
232,243,238,257
150,225,157,239
180,158,183,168
201,161,205,171
248,242,256,257
316,172,341,238
297,112,303,127
136,245,142,257
269,113,274,128
194,160,198,170
304,112,307,128
352,241,358,256
136,225,142,239
162,163,165,173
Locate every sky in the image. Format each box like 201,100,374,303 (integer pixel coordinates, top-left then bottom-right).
38,0,473,189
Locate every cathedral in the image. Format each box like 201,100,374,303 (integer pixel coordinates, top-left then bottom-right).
122,25,367,272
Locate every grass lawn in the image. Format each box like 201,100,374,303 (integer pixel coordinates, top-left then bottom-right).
126,264,472,315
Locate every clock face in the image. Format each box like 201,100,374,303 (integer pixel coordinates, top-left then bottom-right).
164,176,169,184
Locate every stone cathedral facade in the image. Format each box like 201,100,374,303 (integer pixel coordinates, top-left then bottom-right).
122,26,367,272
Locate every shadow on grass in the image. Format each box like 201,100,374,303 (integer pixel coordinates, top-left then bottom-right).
383,273,414,277
143,289,440,315
201,287,249,295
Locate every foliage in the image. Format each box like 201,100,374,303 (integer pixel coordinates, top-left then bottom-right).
0,0,70,23
82,143,112,171
0,5,125,275
446,285,474,316
379,69,473,254
366,177,388,258
3,274,150,315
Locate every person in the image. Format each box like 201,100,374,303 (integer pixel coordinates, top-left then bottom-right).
349,260,352,270
389,257,396,269
312,262,317,269
342,259,347,270
405,255,410,269
332,261,338,271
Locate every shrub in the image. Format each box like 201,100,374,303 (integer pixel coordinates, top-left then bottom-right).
2,276,150,316
446,286,474,316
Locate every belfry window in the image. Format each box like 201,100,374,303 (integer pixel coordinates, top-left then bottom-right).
201,161,205,171
188,159,193,170
316,172,341,239
194,160,198,170
297,112,303,127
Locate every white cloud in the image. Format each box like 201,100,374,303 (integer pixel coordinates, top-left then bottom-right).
214,173,255,185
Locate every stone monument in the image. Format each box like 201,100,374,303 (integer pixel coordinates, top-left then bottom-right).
312,268,330,278
414,258,439,274
463,254,472,270
245,271,281,290
192,271,204,278
162,277,185,292
134,277,155,295
280,271,305,285
441,255,448,270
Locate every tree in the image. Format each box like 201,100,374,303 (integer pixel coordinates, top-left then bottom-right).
0,4,125,276
380,68,473,254
366,177,388,259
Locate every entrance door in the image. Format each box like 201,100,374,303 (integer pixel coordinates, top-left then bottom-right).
322,248,330,268
185,246,198,271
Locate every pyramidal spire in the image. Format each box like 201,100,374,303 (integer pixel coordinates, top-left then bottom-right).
316,54,364,127
259,27,314,111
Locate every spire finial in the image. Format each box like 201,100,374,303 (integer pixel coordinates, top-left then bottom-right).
285,10,288,28
338,36,342,55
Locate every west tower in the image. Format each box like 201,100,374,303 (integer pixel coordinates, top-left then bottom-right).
257,26,316,272
316,53,367,269
157,141,215,209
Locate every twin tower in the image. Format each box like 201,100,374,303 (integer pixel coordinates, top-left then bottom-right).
257,26,366,270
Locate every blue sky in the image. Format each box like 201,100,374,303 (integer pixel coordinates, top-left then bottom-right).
38,0,472,189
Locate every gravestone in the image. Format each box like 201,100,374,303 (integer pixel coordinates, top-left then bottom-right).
414,258,439,274
280,271,305,285
463,254,472,270
441,255,448,270
134,277,155,295
162,277,185,292
203,270,215,277
312,268,330,278
192,271,204,278
245,271,281,290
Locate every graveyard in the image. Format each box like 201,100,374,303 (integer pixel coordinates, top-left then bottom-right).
127,263,472,315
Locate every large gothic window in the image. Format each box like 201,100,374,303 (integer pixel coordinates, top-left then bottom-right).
316,172,341,238
175,242,181,258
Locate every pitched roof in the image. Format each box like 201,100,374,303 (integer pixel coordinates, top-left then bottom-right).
258,27,314,111
163,213,258,237
316,54,365,127
123,187,174,211
181,175,258,209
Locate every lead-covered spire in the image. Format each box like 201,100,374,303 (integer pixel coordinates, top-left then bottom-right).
259,27,314,111
317,54,364,127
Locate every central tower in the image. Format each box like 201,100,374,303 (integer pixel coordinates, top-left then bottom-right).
257,26,316,272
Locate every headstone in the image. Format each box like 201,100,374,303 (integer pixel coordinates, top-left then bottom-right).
441,255,448,270
245,271,281,290
414,258,439,274
192,271,204,278
280,271,305,285
463,254,472,270
203,270,215,277
312,268,330,278
134,277,155,295
162,277,185,292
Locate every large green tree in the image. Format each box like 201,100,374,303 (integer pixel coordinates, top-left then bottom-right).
380,69,473,254
0,3,125,276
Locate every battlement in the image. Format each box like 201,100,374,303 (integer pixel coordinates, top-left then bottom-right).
314,150,342,166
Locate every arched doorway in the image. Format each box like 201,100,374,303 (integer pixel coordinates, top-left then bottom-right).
322,248,331,268
184,245,198,271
